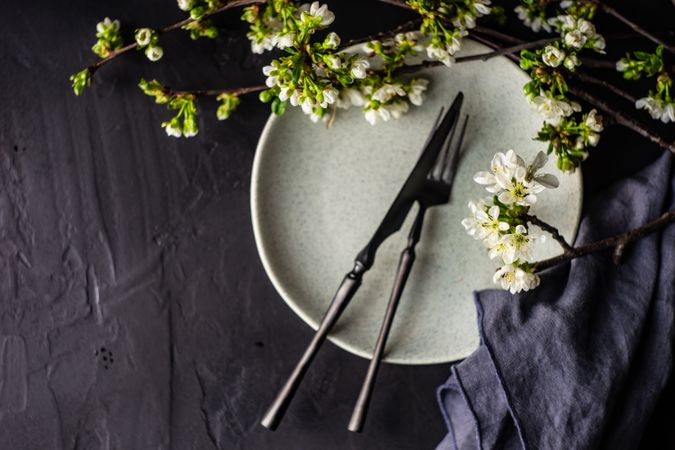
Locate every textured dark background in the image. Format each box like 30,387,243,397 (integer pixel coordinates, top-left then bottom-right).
0,0,673,449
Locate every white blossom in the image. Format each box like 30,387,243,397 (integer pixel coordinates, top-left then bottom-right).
364,102,409,125
145,45,163,62
350,58,369,79
542,45,566,68
274,32,295,49
585,109,603,132
461,200,510,241
324,32,340,49
262,64,279,87
525,151,559,189
407,79,429,106
320,86,339,107
325,55,341,70
564,54,580,71
177,0,194,11
616,59,628,72
493,264,540,294
588,132,600,146
661,103,675,123
164,122,182,138
514,6,551,33
531,96,578,125
497,165,545,206
564,30,587,49
473,0,492,16
591,35,606,53
135,28,153,47
426,44,455,67
96,17,119,34
299,2,335,27
636,96,664,120
372,83,406,103
337,88,366,109
474,149,523,193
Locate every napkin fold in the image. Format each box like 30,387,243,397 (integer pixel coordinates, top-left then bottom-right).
436,151,674,450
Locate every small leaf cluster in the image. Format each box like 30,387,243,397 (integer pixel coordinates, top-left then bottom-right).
92,18,123,58
70,69,92,97
366,32,423,81
139,79,199,138
617,46,665,81
216,93,241,120
535,109,603,171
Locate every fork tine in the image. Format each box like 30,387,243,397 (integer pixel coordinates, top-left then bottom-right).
429,113,460,181
420,107,445,150
442,115,470,186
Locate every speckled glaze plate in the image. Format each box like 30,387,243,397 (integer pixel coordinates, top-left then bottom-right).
251,39,582,365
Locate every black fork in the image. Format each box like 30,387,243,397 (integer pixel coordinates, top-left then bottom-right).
348,115,470,433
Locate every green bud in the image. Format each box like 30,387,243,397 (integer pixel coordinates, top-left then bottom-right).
259,89,275,103
70,68,92,96
190,5,208,20
216,93,240,120
271,98,287,115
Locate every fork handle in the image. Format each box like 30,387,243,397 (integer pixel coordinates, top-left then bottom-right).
348,207,426,433
261,264,365,431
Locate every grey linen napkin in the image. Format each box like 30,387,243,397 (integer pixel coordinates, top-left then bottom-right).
436,151,674,450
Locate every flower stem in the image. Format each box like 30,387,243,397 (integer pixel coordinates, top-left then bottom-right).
532,210,675,272
87,0,265,74
524,214,574,252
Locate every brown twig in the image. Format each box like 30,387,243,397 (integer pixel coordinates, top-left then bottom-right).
532,210,675,272
567,85,675,154
573,71,637,103
592,1,675,56
524,214,574,253
344,19,421,48
470,32,675,156
169,84,266,97
87,0,265,74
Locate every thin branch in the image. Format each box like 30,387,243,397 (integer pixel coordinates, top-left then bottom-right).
470,32,675,156
532,210,675,272
573,71,637,103
524,214,574,253
568,85,675,154
169,84,266,97
87,0,265,74
593,1,675,56
344,18,421,48
376,0,414,10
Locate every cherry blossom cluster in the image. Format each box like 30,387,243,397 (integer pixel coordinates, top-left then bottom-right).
517,2,606,172
250,2,434,126
407,0,491,67
462,150,560,293
616,46,674,124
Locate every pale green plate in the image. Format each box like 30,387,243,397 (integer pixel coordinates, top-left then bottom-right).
251,40,582,365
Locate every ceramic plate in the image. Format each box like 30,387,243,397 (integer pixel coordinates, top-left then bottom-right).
251,39,582,364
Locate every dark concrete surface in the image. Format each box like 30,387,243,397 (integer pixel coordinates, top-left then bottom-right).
0,0,672,449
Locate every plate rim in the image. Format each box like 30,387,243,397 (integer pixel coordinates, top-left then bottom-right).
250,51,584,365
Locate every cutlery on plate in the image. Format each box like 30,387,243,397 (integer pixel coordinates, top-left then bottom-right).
348,114,470,433
261,92,465,431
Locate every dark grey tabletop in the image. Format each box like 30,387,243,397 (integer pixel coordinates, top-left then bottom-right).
0,0,673,449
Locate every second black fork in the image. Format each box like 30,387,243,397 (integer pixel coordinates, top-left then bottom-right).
348,114,470,433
